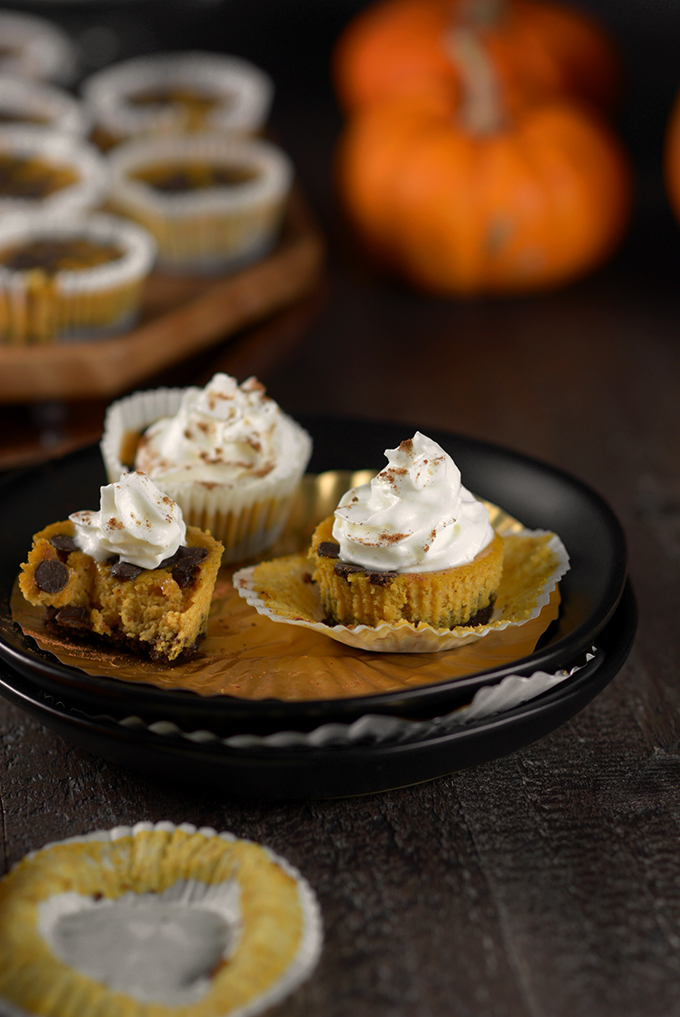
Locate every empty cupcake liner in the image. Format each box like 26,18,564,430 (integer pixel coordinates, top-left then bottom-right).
0,821,322,1017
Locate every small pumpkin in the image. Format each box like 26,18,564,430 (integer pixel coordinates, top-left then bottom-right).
333,0,622,115
336,32,632,296
664,87,680,224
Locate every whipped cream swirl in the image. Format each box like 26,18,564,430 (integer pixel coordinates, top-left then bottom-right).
332,432,494,573
70,471,186,569
135,373,306,487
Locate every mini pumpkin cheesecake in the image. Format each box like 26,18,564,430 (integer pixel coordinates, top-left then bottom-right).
107,132,293,272
309,433,505,630
82,51,273,150
101,373,313,563
18,472,223,662
0,213,156,345
0,10,77,85
310,515,504,629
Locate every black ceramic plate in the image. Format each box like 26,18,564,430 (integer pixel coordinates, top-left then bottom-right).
0,582,637,798
0,417,628,736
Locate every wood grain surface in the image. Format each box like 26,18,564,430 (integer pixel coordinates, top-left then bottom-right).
0,2,678,1016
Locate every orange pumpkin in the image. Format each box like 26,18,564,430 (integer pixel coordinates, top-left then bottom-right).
333,0,622,115
336,51,632,296
664,88,680,224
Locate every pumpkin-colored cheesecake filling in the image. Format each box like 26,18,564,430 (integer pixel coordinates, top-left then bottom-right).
18,471,224,661
127,84,230,129
0,152,78,198
131,159,259,193
0,237,124,273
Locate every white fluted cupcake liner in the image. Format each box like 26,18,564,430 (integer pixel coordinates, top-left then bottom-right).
101,384,313,563
0,11,77,85
0,127,108,218
82,51,273,146
0,76,89,136
0,213,156,345
0,822,322,1017
107,133,293,272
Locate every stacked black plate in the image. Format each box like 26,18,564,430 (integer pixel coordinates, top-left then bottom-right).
0,418,635,798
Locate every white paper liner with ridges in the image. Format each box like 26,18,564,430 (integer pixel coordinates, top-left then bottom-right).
107,133,293,271
0,127,108,217
233,528,570,653
82,51,273,141
0,76,89,137
0,821,323,1017
101,383,313,562
0,11,77,85
82,649,596,750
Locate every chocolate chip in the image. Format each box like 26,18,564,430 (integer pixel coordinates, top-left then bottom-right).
463,597,495,628
35,559,69,593
50,534,78,555
366,570,397,587
167,545,208,589
334,561,396,586
334,562,364,579
110,561,144,580
55,606,91,629
158,545,206,570
317,541,340,558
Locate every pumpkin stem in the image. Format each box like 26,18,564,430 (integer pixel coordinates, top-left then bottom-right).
458,0,507,29
447,26,505,134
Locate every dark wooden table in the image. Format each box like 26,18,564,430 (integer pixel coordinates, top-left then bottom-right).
1,2,679,1016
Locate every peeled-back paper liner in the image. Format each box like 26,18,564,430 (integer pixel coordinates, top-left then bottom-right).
234,525,569,654
82,52,274,141
11,474,568,701
100,383,312,561
0,128,108,217
0,822,322,1017
89,650,597,751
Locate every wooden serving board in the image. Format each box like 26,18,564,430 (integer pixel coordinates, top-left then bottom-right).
0,188,324,404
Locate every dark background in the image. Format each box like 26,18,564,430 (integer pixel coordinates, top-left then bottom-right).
1,6,678,1015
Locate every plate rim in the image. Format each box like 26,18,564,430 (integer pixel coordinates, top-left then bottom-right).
0,418,628,728
0,582,637,797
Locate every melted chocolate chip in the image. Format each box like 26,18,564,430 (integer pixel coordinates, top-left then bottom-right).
103,544,208,588
463,597,495,628
110,561,144,581
55,605,91,629
165,545,208,589
334,561,397,586
317,541,340,558
35,559,69,593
